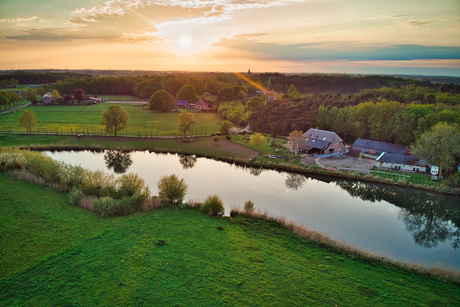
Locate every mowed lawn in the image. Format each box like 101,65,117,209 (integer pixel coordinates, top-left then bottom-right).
0,103,224,136
1,173,459,306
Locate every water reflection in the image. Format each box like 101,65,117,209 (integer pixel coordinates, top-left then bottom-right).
179,155,197,169
336,181,460,249
285,173,307,190
249,167,265,177
103,150,133,174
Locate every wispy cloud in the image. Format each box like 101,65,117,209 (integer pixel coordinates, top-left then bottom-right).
0,16,37,23
214,36,460,62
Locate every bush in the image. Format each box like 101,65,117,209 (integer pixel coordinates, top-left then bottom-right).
157,174,188,205
68,188,84,206
244,200,255,214
93,196,135,217
213,135,220,142
201,195,225,216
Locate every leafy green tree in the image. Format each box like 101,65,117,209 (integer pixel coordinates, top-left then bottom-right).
177,111,197,137
217,86,235,103
219,120,233,136
50,89,61,103
176,84,197,103
201,195,225,216
249,133,265,150
18,110,38,134
289,91,301,99
411,122,460,177
0,92,10,110
24,89,37,103
246,96,264,110
101,104,130,137
149,90,173,112
157,174,188,205
287,84,297,95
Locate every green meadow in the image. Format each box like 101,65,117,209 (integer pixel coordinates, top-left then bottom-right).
1,173,459,306
0,103,223,136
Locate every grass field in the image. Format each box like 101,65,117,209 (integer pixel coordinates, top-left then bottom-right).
1,173,459,306
370,166,434,184
0,103,224,136
96,95,144,101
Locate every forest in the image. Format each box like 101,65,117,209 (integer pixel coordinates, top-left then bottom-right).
1,71,459,146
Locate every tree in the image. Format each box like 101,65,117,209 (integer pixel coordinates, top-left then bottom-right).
176,84,197,103
288,130,302,142
101,104,130,137
217,86,235,103
219,120,233,137
249,133,265,150
157,174,188,205
244,200,255,214
246,96,264,110
287,84,297,95
177,111,196,137
149,90,173,112
74,88,85,104
411,122,460,177
18,110,37,134
289,91,301,100
50,89,61,103
24,89,37,103
201,195,225,216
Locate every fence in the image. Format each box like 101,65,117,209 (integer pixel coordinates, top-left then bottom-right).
0,127,209,139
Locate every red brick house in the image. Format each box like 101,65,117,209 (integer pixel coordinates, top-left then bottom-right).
193,99,208,110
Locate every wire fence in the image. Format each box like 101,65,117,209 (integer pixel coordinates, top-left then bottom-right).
0,127,210,139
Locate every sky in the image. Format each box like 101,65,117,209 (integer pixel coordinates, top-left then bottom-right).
0,0,459,76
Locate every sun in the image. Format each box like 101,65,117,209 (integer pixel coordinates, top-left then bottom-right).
178,35,192,49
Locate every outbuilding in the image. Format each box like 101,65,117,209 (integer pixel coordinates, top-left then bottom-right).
375,153,427,172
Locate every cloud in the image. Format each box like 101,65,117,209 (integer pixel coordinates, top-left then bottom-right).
0,16,37,23
214,36,460,62
5,27,120,42
398,20,434,29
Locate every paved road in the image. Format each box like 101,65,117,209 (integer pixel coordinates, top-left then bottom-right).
0,103,30,115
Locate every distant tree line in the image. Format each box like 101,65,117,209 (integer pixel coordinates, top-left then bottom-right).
0,72,93,84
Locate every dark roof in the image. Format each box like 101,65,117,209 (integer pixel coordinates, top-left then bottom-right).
297,138,329,151
353,138,408,154
177,100,189,106
300,128,343,143
377,153,426,166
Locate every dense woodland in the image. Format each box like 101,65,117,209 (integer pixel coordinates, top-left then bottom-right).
1,71,459,147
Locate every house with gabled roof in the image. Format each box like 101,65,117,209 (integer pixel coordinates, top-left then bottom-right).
193,99,208,110
295,128,345,156
351,138,409,157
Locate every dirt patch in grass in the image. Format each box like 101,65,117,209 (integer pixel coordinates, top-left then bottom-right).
320,154,375,171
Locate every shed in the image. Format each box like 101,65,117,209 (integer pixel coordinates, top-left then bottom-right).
375,153,427,172
351,138,409,156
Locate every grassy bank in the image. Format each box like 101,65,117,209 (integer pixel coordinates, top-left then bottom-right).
1,175,459,306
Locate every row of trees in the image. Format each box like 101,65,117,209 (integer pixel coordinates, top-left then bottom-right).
0,91,23,111
0,78,19,89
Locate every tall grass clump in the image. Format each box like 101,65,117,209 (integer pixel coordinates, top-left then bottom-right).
201,195,224,216
157,174,188,206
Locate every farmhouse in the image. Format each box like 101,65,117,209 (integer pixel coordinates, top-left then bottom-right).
296,128,345,156
351,138,408,157
375,153,427,172
194,99,208,110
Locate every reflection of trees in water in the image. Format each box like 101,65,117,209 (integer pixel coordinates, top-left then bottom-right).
285,173,307,190
179,155,197,169
397,209,456,248
104,150,133,174
249,167,264,176
335,180,460,249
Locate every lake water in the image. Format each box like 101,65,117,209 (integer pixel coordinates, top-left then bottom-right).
46,150,460,271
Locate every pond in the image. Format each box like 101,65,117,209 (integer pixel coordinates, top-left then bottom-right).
46,150,460,271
